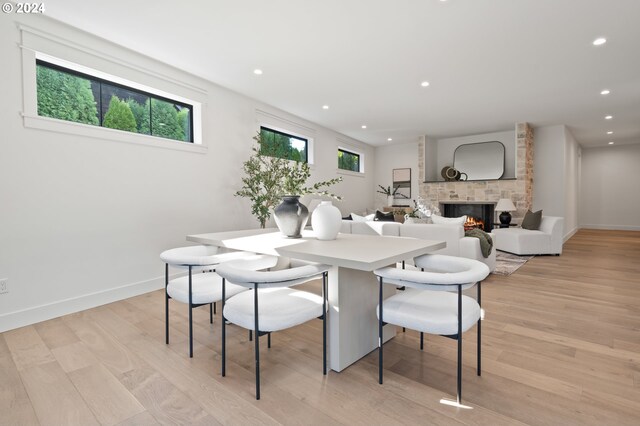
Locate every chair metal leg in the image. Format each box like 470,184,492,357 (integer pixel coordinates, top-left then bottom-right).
249,330,253,341
378,276,384,385
267,332,271,349
188,266,193,358
457,284,463,404
210,303,213,324
221,278,226,377
477,281,482,376
420,332,424,350
214,301,217,315
322,271,327,375
165,263,169,345
254,284,261,400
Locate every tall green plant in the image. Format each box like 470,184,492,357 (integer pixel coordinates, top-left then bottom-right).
103,96,137,132
36,65,99,125
236,133,343,228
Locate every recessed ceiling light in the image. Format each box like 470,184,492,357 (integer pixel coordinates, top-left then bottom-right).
361,125,367,129
593,37,607,46
387,138,392,141
420,81,430,87
322,105,329,110
607,131,613,135
608,141,615,145
605,115,613,120
253,69,263,75
600,89,610,95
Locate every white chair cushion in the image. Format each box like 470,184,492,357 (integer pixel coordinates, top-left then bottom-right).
167,272,246,305
379,288,480,335
224,288,325,332
216,258,329,289
160,245,254,267
375,254,489,291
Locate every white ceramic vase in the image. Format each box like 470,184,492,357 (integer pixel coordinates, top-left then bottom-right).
387,195,394,206
311,201,342,240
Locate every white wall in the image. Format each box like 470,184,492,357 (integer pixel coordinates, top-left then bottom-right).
428,130,517,180
563,128,580,238
532,125,580,239
533,125,566,217
374,141,420,210
580,144,640,230
0,14,375,331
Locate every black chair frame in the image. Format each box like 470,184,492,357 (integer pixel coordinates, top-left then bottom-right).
378,277,482,404
221,271,328,400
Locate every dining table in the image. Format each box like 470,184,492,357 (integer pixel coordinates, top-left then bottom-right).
187,228,445,372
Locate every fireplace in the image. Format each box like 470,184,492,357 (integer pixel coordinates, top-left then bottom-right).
441,202,495,232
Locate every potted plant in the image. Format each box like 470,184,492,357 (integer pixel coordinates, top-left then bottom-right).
236,133,342,237
377,185,399,207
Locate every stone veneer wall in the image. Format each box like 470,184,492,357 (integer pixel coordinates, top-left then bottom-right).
418,123,534,223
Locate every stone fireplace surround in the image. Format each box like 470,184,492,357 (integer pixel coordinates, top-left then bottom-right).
419,122,534,224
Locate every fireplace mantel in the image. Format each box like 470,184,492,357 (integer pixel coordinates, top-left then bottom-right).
440,201,497,205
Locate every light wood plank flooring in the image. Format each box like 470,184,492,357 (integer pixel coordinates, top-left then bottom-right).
1,229,639,425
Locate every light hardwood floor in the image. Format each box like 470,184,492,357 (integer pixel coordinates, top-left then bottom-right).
2,229,639,425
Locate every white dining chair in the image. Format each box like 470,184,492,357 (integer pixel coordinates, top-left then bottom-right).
216,255,330,400
160,245,254,357
374,254,489,404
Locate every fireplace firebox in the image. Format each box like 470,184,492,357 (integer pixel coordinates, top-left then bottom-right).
441,202,495,232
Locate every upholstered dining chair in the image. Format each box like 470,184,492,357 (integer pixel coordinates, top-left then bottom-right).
374,254,490,404
216,255,330,400
160,245,254,357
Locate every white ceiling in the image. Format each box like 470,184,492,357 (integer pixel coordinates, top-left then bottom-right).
45,0,640,148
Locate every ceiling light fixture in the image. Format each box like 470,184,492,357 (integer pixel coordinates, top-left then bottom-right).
361,125,367,129
608,141,614,145
420,81,430,87
607,131,613,135
600,89,610,95
322,105,329,110
592,37,607,46
387,138,392,141
605,115,613,120
253,69,263,75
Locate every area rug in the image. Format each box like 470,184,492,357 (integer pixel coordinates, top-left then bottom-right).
492,251,534,276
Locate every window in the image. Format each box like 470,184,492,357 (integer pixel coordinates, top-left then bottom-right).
259,126,308,162
338,148,361,172
36,60,193,143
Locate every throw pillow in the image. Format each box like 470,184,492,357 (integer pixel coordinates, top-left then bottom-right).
374,210,395,222
351,213,375,222
430,214,467,225
521,209,543,230
351,213,366,222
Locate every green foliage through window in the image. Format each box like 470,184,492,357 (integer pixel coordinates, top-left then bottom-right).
36,65,99,126
259,127,307,162
338,149,360,172
36,60,193,143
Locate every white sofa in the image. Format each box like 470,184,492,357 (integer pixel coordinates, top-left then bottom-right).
340,221,496,272
491,216,564,255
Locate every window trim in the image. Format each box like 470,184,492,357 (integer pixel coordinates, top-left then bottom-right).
36,59,195,142
21,49,204,153
259,125,310,164
337,147,364,174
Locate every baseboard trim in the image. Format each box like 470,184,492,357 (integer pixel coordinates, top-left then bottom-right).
0,276,167,333
580,224,640,231
564,227,578,242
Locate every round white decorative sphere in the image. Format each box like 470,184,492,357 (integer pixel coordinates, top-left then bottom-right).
312,201,342,240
